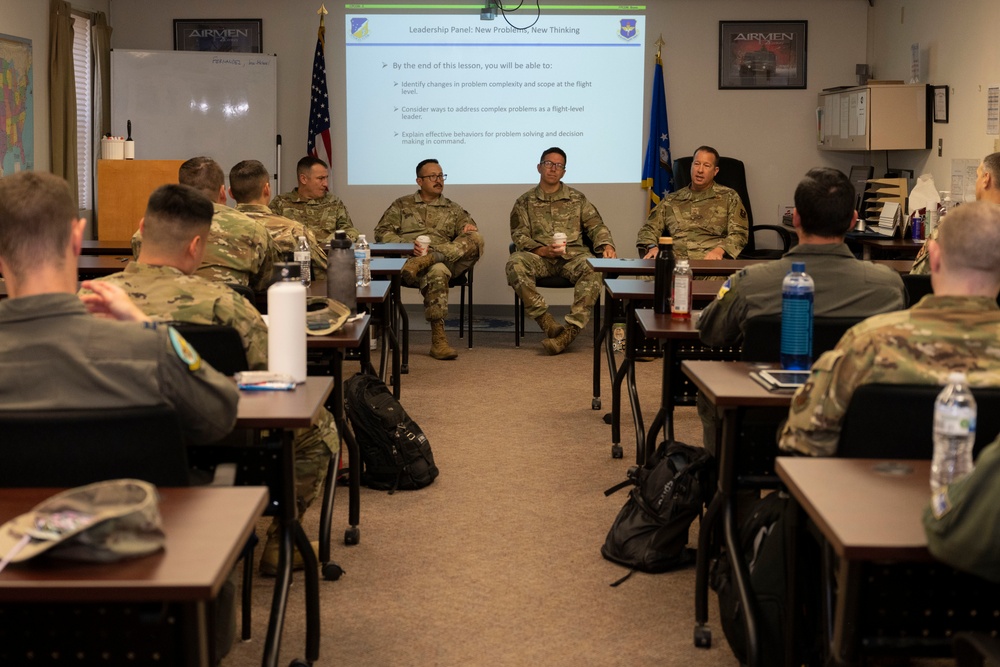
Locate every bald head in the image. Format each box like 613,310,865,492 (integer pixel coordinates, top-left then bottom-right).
931,201,1000,296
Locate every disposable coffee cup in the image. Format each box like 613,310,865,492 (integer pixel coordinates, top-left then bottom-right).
414,235,431,256
552,232,567,254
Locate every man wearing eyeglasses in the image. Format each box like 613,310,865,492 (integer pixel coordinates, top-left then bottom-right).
374,159,484,360
507,147,617,355
636,145,748,260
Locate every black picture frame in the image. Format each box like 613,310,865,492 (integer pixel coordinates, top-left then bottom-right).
719,20,807,90
174,19,262,53
932,85,949,123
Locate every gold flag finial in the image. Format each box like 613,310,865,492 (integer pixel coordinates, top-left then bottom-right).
318,4,328,28
654,35,665,60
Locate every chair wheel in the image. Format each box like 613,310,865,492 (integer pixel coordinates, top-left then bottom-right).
289,659,311,667
322,562,345,581
611,444,623,459
603,413,612,425
693,625,712,648
344,526,360,545
400,363,409,374
592,397,601,410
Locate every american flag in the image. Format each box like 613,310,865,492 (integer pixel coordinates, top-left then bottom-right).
307,21,333,167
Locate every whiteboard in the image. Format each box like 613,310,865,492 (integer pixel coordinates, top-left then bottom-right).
111,49,278,186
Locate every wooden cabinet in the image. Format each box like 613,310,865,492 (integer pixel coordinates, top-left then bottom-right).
818,84,930,151
96,160,184,240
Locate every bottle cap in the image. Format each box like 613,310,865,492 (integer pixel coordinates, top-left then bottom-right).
791,261,806,273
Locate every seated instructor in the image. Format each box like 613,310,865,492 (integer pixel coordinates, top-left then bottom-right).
0,171,237,445
506,146,617,355
270,155,359,244
779,201,1000,457
93,183,337,576
636,145,748,260
374,159,485,361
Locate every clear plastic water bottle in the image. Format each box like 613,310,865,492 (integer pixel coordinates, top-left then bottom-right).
780,261,814,370
653,236,674,315
294,235,311,286
670,258,692,320
931,371,977,494
355,234,371,287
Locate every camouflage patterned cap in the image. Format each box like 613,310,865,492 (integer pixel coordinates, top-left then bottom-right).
305,297,351,336
0,479,164,568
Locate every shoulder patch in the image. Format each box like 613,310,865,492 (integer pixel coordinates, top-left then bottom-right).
716,277,731,301
168,327,202,372
931,489,952,519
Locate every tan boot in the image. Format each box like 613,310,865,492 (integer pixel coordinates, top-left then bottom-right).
401,253,436,284
259,526,320,577
541,324,581,355
534,312,565,339
429,319,458,360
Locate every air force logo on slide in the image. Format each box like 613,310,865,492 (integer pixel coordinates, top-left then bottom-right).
619,19,637,41
351,18,370,40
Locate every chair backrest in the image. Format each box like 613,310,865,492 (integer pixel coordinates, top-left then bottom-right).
901,273,933,307
0,406,192,487
839,383,1000,459
170,323,250,375
225,282,257,304
673,154,754,236
741,314,862,363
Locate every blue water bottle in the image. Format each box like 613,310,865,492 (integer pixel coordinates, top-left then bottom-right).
780,262,814,370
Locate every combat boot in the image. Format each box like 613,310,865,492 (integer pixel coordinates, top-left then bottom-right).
541,324,581,355
401,253,436,284
260,522,319,576
429,319,458,360
534,312,565,338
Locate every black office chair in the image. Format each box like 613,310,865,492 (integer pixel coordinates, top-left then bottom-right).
170,323,251,375
954,633,1000,667
741,314,863,363
901,273,933,307
672,155,794,259
838,383,1000,459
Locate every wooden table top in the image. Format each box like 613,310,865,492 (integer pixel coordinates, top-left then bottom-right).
603,278,723,303
76,255,132,276
304,313,371,350
0,486,267,603
235,375,335,429
635,308,702,340
308,280,389,304
369,242,413,257
81,240,133,255
589,257,766,277
776,457,933,561
681,360,794,409
370,257,406,275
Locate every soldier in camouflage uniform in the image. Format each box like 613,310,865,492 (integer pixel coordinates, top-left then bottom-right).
779,201,1000,457
924,431,1000,583
131,157,279,293
911,152,1000,275
228,159,327,277
106,184,335,576
374,159,484,360
636,146,748,261
507,147,617,355
269,156,359,244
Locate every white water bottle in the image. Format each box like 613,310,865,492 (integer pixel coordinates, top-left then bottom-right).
355,234,371,287
294,235,311,286
267,263,307,383
931,372,977,494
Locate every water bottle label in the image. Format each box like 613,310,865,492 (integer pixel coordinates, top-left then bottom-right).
780,295,813,356
294,251,310,262
354,250,365,261
934,406,976,435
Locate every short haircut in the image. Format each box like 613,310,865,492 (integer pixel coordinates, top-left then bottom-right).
539,147,567,164
296,156,328,176
983,152,1000,183
178,157,224,199
692,146,720,165
416,159,440,177
937,201,1000,276
229,160,269,203
0,171,76,280
793,168,855,237
141,184,214,251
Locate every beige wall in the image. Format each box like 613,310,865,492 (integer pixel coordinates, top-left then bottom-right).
866,0,1000,200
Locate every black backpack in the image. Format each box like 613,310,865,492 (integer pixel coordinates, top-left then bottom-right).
344,373,438,492
601,441,711,584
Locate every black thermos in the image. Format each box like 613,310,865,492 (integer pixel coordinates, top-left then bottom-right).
653,236,674,315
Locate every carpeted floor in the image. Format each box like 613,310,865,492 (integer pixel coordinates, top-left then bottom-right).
222,326,739,666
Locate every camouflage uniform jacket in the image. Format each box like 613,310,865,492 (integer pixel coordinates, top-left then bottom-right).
510,183,615,257
130,203,279,293
779,295,1000,457
269,188,359,244
637,182,748,259
236,203,328,273
93,263,269,371
910,224,937,275
698,243,906,348
924,432,1000,583
374,192,477,245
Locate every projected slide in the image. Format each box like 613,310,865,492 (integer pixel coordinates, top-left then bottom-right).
344,12,645,185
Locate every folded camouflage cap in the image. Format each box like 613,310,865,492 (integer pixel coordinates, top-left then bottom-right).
0,479,165,569
305,297,350,336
